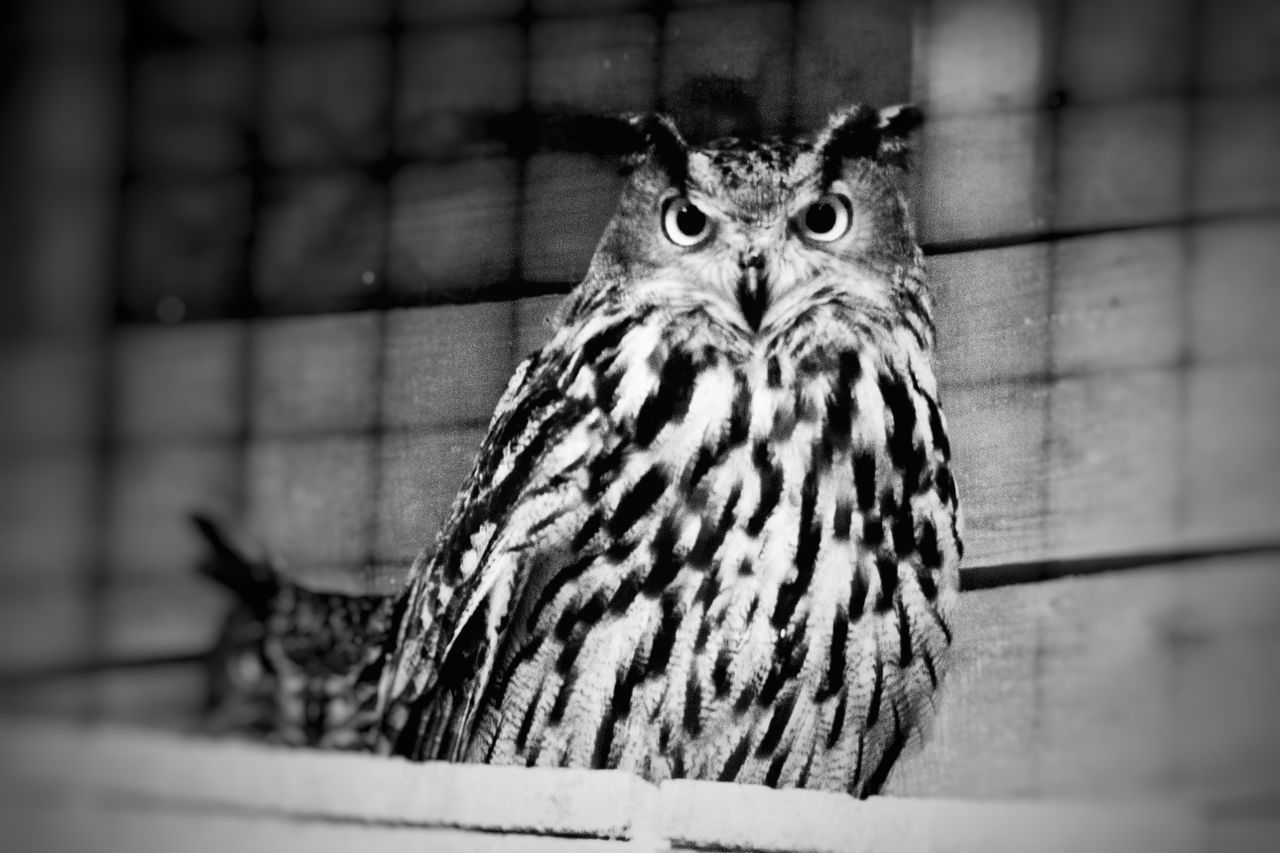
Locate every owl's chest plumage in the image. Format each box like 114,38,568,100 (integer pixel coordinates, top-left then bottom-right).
464,310,960,796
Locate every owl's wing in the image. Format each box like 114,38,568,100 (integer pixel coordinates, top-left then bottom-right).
377,342,607,759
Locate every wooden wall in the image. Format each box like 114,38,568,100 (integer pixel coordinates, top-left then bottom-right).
0,0,1278,844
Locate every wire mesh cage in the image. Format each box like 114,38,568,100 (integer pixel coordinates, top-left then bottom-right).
0,0,1278,848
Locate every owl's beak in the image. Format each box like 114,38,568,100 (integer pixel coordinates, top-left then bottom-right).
737,255,769,332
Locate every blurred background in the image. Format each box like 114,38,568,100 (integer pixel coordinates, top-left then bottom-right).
0,0,1277,840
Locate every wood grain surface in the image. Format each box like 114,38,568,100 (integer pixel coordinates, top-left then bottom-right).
0,716,1204,853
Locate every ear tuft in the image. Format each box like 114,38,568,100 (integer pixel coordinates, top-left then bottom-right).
877,104,924,138
816,104,881,184
191,512,278,610
817,102,924,179
621,112,689,185
876,104,923,170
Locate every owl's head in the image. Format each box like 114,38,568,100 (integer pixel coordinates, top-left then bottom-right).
572,104,926,345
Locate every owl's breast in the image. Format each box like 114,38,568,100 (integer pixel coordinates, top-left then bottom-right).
468,318,961,794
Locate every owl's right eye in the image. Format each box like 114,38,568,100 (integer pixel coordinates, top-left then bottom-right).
661,196,713,247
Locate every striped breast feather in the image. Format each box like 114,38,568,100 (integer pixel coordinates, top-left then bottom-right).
456,319,953,792
376,307,961,796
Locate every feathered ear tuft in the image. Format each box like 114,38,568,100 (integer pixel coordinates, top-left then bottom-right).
875,103,924,170
817,103,924,181
191,512,278,613
877,104,924,138
621,112,689,186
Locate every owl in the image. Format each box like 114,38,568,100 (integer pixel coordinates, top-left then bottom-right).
193,513,394,750
375,103,963,797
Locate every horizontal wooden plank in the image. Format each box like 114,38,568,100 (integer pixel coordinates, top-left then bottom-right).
105,442,241,577
1210,813,1280,853
952,361,1280,566
1190,219,1280,365
0,340,101,450
244,435,377,573
1049,99,1190,233
519,151,627,284
389,159,520,300
530,15,658,116
94,663,212,730
262,0,390,32
250,313,380,436
396,25,524,159
1198,0,1280,95
261,36,388,170
2,807,633,853
918,0,1277,112
916,0,1052,115
0,450,97,582
1,724,652,840
915,108,1047,245
100,576,227,662
0,671,91,718
3,664,206,729
0,582,92,671
887,553,1280,803
531,0,646,15
930,220,1277,385
381,303,517,429
659,781,1199,853
1057,0,1196,105
921,95,1279,245
131,44,254,176
402,0,523,24
396,1,904,155
114,323,245,442
3,181,114,335
791,0,912,127
661,3,795,140
122,178,252,323
375,426,487,568
0,719,1200,853
251,170,387,316
11,53,122,183
0,802,1206,853
21,0,127,44
1183,363,1280,549
1193,95,1280,218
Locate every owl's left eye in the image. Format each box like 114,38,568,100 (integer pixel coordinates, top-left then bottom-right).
661,196,713,247
796,194,852,242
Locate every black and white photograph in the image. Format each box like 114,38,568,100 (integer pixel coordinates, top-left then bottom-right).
1,0,1277,850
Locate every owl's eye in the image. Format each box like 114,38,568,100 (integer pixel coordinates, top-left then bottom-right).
796,194,852,242
661,196,712,247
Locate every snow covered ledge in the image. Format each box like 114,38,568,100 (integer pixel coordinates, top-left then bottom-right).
0,716,1202,852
